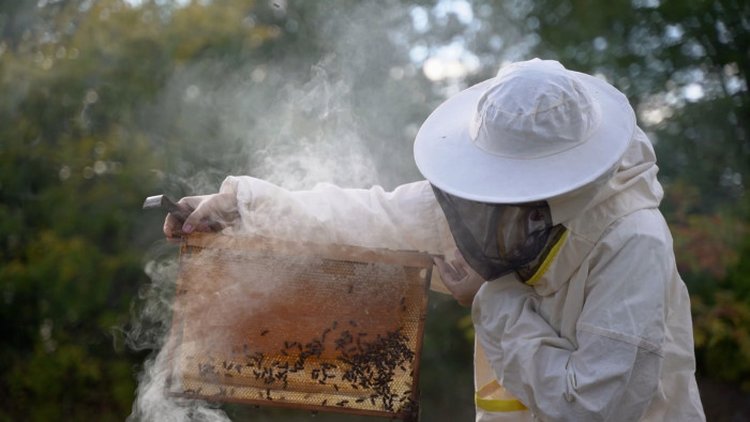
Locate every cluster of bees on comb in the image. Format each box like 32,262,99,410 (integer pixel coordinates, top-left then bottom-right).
189,318,419,419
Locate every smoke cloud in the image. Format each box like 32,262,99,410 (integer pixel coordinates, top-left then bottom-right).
129,2,428,421
128,1,530,420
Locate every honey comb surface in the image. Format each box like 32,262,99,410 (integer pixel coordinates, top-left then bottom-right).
166,233,432,421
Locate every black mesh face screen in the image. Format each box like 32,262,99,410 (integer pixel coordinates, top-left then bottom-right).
431,186,554,281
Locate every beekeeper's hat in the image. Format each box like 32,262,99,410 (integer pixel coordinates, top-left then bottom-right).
414,59,635,204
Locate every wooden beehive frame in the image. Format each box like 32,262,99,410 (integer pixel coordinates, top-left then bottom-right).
165,233,432,421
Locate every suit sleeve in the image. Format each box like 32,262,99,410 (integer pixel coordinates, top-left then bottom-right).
219,175,454,255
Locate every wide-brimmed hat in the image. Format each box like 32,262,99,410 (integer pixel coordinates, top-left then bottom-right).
414,59,635,204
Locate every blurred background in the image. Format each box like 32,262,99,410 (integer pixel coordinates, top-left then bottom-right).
0,0,748,421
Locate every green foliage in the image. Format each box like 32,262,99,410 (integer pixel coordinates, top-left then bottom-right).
0,0,273,419
692,218,750,392
692,291,750,391
0,2,161,417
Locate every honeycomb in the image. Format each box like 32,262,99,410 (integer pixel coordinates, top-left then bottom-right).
165,233,432,421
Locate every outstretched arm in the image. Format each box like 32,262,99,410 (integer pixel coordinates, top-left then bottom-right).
163,176,455,255
217,176,454,254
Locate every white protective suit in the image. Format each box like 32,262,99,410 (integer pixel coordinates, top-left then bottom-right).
218,127,705,421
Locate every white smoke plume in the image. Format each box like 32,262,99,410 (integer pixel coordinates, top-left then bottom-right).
127,245,230,421
127,1,531,420
129,3,419,420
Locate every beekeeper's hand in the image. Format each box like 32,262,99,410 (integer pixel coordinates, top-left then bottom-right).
433,249,486,307
163,192,238,241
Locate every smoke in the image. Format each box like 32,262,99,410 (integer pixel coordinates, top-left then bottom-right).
248,61,384,190
129,349,230,422
141,2,429,196
149,56,390,193
128,1,531,420
128,2,430,420
127,245,289,422
126,242,228,422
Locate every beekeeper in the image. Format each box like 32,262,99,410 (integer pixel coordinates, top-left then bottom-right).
164,59,705,421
